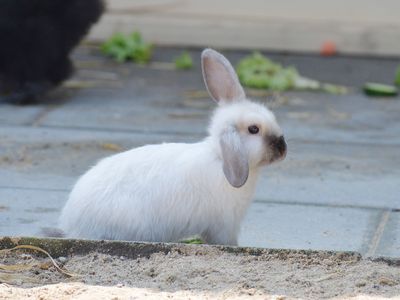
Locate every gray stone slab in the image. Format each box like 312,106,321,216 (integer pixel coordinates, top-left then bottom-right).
255,140,400,209
0,125,198,190
42,98,210,135
375,211,400,258
238,202,381,253
40,88,400,145
0,187,381,253
0,187,67,237
1,125,399,209
0,170,72,192
40,51,400,145
256,176,400,210
39,67,211,135
0,104,44,126
275,92,400,146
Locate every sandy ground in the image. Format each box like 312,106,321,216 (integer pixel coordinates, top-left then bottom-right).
1,246,400,299
2,283,399,300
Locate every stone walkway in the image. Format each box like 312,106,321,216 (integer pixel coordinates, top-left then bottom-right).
0,46,399,258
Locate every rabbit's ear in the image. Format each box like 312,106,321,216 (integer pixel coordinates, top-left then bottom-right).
201,48,245,104
220,127,249,188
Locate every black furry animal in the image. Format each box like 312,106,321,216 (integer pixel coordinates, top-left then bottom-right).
0,0,104,105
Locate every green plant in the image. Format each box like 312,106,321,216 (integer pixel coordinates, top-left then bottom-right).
174,51,193,70
236,52,347,94
236,52,298,91
101,32,152,63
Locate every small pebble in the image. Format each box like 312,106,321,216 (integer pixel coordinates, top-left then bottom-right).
20,254,32,260
116,283,124,288
14,280,23,286
58,257,67,263
119,256,125,261
355,281,366,287
103,257,113,263
379,277,397,286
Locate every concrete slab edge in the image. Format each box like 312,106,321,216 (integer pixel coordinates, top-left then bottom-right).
0,236,382,263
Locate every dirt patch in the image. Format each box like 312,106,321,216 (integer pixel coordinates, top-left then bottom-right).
1,242,400,299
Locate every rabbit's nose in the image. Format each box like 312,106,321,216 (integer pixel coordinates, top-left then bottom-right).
275,136,287,156
269,135,287,159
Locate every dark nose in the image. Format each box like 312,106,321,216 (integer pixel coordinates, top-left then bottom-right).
270,135,287,157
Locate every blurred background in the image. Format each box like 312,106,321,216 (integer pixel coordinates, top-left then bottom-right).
90,0,400,56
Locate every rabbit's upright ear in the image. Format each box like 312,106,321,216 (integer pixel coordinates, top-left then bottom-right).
220,127,249,188
201,48,245,104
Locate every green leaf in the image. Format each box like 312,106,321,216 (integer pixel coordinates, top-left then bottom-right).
236,52,347,94
101,31,153,63
321,83,348,95
174,51,193,70
236,52,298,90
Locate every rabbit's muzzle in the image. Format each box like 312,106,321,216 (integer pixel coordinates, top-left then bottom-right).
269,135,287,162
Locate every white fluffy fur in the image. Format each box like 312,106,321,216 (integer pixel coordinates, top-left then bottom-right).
59,49,285,245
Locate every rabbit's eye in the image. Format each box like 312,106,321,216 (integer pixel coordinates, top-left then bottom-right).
248,125,259,134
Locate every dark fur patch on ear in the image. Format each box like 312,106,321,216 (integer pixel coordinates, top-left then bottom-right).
220,127,249,188
0,0,104,104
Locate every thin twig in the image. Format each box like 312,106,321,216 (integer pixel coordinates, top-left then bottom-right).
0,245,78,277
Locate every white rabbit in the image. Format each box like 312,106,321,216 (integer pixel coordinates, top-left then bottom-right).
58,49,287,245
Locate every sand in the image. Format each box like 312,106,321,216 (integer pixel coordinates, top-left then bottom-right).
1,245,400,299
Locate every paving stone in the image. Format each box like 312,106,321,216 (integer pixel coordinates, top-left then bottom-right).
40,50,400,145
41,96,210,135
39,68,211,135
0,187,382,251
256,176,400,210
375,211,400,258
275,92,400,146
40,88,400,145
256,140,400,209
0,125,197,190
0,188,67,237
0,125,399,209
0,104,44,126
42,51,400,145
238,202,381,253
0,170,72,192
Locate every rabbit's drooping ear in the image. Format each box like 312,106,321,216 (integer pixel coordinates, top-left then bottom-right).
201,48,245,104
220,127,249,188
